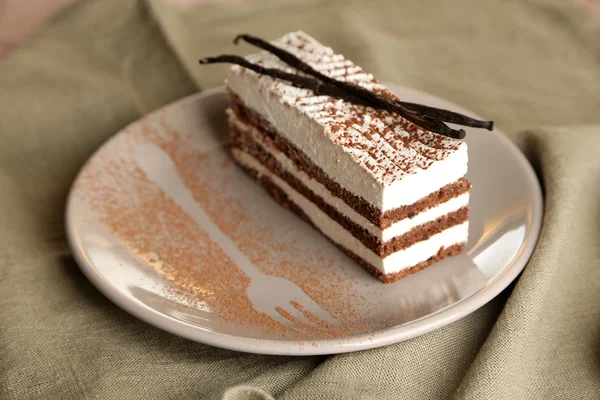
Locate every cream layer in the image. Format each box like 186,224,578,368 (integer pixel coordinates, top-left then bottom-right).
230,112,469,242
231,148,469,274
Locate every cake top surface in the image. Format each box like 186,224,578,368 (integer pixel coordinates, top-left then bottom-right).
229,31,466,187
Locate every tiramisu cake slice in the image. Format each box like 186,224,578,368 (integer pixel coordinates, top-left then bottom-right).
204,31,486,283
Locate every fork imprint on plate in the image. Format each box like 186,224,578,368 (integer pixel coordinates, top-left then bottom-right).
135,143,338,330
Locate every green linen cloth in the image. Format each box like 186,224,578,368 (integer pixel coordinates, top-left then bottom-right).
1,0,599,398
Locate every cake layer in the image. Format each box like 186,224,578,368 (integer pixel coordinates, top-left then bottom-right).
229,112,469,257
228,91,471,229
349,244,464,284
226,31,468,213
230,147,468,276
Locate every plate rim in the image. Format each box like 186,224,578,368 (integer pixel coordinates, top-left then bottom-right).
65,85,544,355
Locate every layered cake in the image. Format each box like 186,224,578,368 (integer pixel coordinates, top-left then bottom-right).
212,31,476,283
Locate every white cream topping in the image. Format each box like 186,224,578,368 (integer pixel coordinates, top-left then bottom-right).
226,31,468,211
230,112,469,242
232,149,468,274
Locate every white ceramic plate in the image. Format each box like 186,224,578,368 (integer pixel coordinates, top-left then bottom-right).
66,85,543,355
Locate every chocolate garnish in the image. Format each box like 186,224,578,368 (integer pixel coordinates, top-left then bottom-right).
233,34,493,132
199,34,494,139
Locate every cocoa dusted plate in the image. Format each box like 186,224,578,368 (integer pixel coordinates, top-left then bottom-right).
66,84,543,355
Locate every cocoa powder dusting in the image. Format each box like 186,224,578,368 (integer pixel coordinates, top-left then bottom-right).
76,117,401,342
